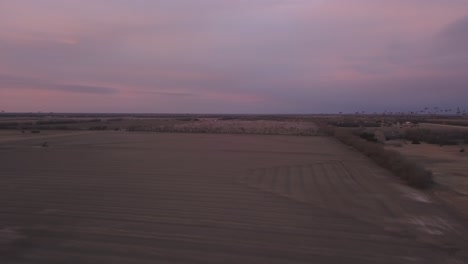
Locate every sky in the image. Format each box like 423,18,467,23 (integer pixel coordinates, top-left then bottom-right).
1,0,468,114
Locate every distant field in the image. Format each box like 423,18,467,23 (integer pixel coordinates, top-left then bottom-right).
0,131,94,143
1,131,467,263
0,116,318,135
418,123,468,131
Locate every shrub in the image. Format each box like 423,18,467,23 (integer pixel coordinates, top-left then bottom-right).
403,164,433,188
360,132,378,142
332,128,433,189
89,126,107,130
405,129,468,145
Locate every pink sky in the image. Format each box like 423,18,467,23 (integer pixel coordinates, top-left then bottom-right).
1,0,468,113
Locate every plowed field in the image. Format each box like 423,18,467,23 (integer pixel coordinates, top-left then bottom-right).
1,132,467,263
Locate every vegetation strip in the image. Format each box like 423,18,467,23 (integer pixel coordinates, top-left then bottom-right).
329,127,433,189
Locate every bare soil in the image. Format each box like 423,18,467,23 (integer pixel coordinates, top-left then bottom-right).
1,131,467,263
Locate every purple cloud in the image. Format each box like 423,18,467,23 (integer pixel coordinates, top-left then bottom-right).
1,0,468,113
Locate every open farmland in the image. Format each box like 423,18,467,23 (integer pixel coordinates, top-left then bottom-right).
0,115,318,136
1,131,468,263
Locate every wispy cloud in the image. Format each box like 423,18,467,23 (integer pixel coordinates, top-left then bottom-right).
1,0,468,112
0,74,118,94
436,15,468,54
